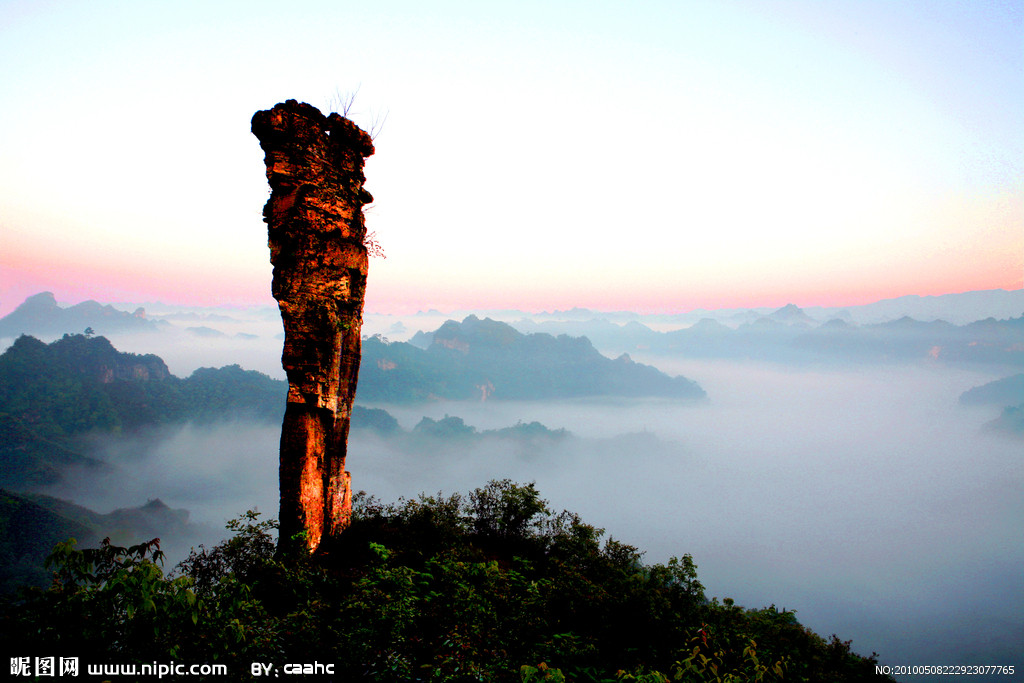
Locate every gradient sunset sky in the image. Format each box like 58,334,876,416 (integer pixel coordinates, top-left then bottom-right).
1,0,1021,316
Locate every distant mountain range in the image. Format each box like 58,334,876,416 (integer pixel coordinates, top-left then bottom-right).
514,288,1024,327
4,288,1022,343
815,289,1024,326
505,305,1024,368
3,287,1022,392
362,315,705,402
0,292,163,338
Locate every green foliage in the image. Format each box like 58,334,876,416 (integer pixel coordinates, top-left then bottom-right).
3,537,201,661
469,480,547,538
0,483,890,682
521,662,567,682
175,509,278,594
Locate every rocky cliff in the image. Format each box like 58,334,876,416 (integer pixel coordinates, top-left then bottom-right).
251,100,374,553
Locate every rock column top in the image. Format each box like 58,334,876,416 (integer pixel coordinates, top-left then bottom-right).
252,100,374,242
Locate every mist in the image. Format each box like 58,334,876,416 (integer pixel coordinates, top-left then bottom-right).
35,357,1022,675
37,422,282,570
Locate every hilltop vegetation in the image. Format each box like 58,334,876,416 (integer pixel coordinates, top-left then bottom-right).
0,481,889,682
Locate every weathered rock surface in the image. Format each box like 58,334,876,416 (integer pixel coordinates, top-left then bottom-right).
252,100,374,553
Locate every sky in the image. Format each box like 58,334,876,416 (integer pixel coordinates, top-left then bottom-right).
0,0,1021,316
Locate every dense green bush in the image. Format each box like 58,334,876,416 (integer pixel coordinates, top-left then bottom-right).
0,481,889,682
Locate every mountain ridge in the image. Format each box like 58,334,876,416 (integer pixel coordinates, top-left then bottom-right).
361,315,706,402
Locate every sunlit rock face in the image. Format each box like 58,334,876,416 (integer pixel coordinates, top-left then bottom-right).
252,100,374,553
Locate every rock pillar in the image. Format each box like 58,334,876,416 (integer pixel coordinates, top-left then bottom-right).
251,100,374,553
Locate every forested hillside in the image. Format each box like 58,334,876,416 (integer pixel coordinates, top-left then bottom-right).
0,334,284,438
